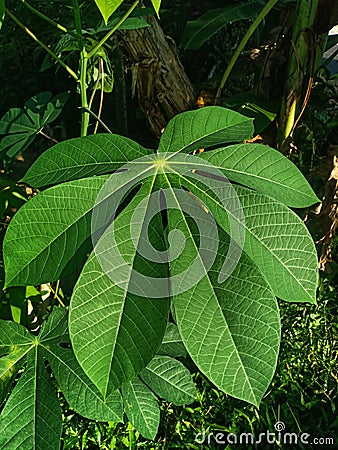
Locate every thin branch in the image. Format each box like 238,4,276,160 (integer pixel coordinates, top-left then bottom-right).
80,107,113,133
214,0,279,105
39,130,59,144
6,9,78,81
20,0,68,33
87,0,140,60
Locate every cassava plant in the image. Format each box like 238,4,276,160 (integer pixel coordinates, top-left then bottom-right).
0,106,319,447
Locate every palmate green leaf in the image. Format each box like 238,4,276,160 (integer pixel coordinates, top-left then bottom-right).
22,134,152,188
0,352,62,450
140,355,196,406
69,178,170,398
0,321,62,450
94,0,124,24
0,91,69,161
3,106,319,410
181,2,261,50
122,378,160,440
0,308,124,450
167,206,280,407
196,143,319,208
158,107,253,155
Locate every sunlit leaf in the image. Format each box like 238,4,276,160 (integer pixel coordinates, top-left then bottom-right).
93,0,124,24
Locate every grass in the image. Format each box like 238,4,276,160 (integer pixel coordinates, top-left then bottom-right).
61,273,338,450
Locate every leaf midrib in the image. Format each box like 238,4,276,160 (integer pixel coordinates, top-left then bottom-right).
23,160,153,184
103,169,159,398
183,158,316,203
162,170,257,404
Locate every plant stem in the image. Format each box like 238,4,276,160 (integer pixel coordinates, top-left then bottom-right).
127,422,136,449
86,0,140,60
20,0,68,33
72,0,89,136
214,0,280,105
39,130,59,144
94,58,105,134
78,0,139,135
6,8,78,81
79,54,89,136
80,107,113,134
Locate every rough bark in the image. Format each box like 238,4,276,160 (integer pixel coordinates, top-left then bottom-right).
119,15,196,136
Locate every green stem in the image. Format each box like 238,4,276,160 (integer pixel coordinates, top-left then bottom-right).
127,422,136,449
214,0,280,104
79,55,89,136
72,0,89,136
87,0,139,60
20,0,68,33
6,8,78,80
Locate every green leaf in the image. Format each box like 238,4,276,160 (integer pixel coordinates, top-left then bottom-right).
181,1,262,50
196,143,320,208
181,2,261,50
0,92,69,161
168,210,280,407
222,91,278,133
0,308,125,449
93,0,124,24
158,322,187,357
3,176,109,287
22,133,152,187
109,16,150,30
122,378,160,440
140,355,196,405
0,327,62,450
40,309,124,422
69,178,170,397
176,167,318,303
0,370,15,408
3,106,319,410
150,0,161,16
158,107,254,155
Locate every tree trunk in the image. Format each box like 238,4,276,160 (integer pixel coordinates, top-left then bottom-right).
119,15,196,137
